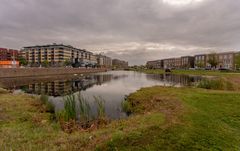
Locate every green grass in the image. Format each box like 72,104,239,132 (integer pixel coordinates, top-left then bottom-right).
197,78,234,90
100,87,240,150
133,68,240,76
1,86,240,150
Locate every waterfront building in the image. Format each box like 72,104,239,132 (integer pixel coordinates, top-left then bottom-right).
146,51,239,70
181,56,194,68
112,59,128,69
216,52,235,69
194,54,207,68
0,48,19,61
163,58,175,69
146,60,163,69
21,44,94,67
96,54,112,68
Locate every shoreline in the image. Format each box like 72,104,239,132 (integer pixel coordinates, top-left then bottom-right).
0,68,107,78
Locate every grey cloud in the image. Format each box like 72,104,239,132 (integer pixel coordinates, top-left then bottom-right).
0,0,240,65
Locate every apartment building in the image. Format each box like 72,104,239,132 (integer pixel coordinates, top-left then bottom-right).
0,48,19,61
146,60,163,69
181,56,194,68
216,52,235,69
21,44,95,67
96,54,112,68
163,58,175,69
112,59,128,69
194,54,207,68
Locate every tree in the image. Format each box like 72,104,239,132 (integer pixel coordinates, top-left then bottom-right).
235,53,240,70
42,60,49,67
64,59,72,66
18,57,28,66
207,53,218,68
196,61,204,68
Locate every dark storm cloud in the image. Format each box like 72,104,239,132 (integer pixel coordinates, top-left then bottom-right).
0,0,240,65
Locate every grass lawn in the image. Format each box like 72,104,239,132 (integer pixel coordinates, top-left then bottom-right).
100,87,240,150
1,85,240,150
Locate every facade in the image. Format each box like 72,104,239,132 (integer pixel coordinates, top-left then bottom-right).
216,52,235,69
21,44,95,67
146,60,163,69
181,56,194,68
147,51,239,70
194,54,207,68
96,54,112,68
163,58,175,69
0,48,19,61
174,58,182,69
112,59,129,69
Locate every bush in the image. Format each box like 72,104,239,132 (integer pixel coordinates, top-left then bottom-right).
197,79,234,90
46,101,55,113
121,101,132,115
40,94,49,104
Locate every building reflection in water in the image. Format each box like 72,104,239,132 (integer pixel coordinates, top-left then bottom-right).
146,74,202,87
25,74,127,97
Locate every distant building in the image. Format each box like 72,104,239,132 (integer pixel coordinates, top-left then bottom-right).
194,54,207,68
112,59,128,69
216,52,235,69
96,54,112,68
146,60,163,69
181,56,194,68
0,48,19,61
163,58,175,69
21,44,95,67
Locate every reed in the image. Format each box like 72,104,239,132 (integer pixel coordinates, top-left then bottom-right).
197,78,234,90
63,94,77,121
77,93,91,122
94,96,106,119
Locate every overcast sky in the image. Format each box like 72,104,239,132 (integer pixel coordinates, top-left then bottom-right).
0,0,240,65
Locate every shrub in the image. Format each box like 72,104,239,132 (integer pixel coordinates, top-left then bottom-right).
197,78,234,90
45,101,55,113
121,101,132,115
40,94,49,104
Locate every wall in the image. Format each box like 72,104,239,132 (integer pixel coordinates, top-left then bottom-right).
0,68,107,78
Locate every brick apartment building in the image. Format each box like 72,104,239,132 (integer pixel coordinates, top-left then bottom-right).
0,48,19,61
0,48,20,68
147,51,239,70
146,60,163,69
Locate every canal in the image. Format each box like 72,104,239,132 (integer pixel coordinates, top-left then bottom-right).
0,71,202,119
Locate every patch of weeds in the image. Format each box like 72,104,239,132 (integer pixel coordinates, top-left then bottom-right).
197,78,234,90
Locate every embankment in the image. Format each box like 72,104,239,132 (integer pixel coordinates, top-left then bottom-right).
0,68,107,78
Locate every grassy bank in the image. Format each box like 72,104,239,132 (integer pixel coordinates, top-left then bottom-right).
1,86,240,150
132,68,240,76
133,68,240,90
100,87,240,150
0,92,164,150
